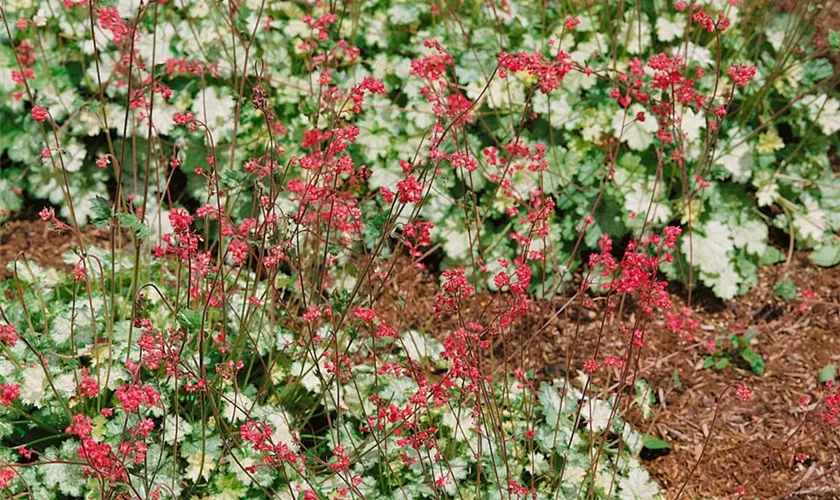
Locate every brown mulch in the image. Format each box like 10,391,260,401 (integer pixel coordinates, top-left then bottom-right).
600,258,840,500
374,252,840,499
0,220,113,280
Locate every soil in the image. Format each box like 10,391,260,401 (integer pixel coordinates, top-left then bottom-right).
375,251,840,499
0,220,113,280
598,258,840,500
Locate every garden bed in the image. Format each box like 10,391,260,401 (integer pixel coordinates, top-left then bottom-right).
371,250,840,499
6,217,836,498
3,0,840,497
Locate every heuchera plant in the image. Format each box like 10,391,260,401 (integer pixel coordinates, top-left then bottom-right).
2,0,840,298
0,0,838,499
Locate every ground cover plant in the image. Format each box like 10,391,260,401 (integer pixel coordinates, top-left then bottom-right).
0,0,839,498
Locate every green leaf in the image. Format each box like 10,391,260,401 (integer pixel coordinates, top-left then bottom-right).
759,246,785,266
702,357,715,370
538,383,561,427
330,289,352,315
116,213,150,240
829,29,840,51
363,210,388,249
177,309,202,332
642,434,671,450
810,244,840,267
804,59,834,86
0,177,22,222
300,100,318,115
90,196,113,227
819,363,837,384
633,379,654,419
672,369,682,389
740,347,765,376
774,277,797,301
714,357,731,370
90,198,149,239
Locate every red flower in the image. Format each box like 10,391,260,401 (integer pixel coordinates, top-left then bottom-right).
0,324,18,347
115,383,161,412
727,65,757,88
736,384,752,402
397,175,423,204
66,414,93,437
353,307,377,323
30,105,49,123
78,368,100,398
0,384,19,406
0,467,14,488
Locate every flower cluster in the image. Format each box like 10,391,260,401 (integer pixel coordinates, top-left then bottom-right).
0,0,834,498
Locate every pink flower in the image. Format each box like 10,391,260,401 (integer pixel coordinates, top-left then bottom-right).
410,39,454,81
380,186,395,203
98,7,129,45
78,368,100,398
228,239,249,265
564,17,580,30
0,467,14,489
0,324,18,347
353,307,377,323
168,208,194,234
493,271,510,289
73,261,87,281
498,50,572,94
30,105,49,123
76,437,125,482
330,444,350,472
0,384,20,406
376,324,397,338
173,111,195,126
66,414,93,437
11,68,35,85
631,330,645,348
736,384,752,402
604,355,625,368
397,175,423,204
727,65,757,88
115,383,161,412
692,9,715,32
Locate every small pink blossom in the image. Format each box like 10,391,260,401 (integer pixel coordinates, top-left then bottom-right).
727,65,757,88
564,17,580,30
31,105,49,123
0,324,18,347
736,384,752,402
0,384,20,406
